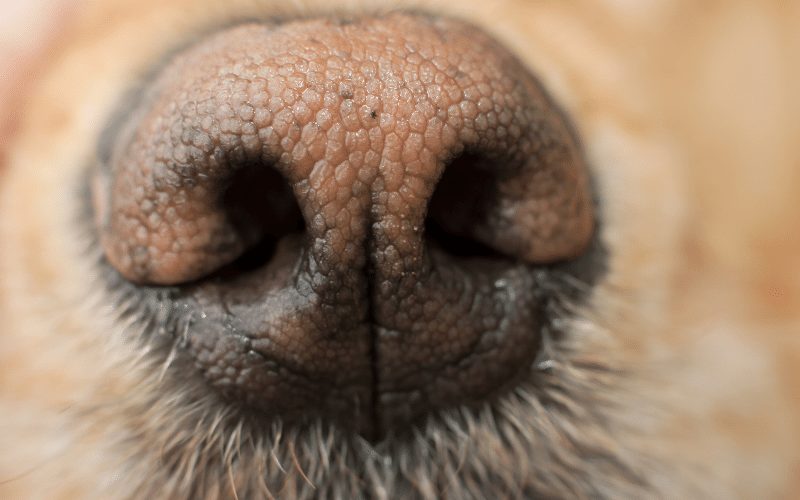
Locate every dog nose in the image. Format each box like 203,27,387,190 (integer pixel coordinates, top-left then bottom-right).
94,13,594,437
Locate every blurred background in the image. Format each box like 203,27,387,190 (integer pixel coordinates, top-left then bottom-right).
0,0,68,161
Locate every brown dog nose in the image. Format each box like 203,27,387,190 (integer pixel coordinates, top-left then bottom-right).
93,13,594,437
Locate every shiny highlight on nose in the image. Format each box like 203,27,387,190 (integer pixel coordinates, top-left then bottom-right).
93,13,595,437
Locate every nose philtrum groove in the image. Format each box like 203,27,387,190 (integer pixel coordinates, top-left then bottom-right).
94,13,595,434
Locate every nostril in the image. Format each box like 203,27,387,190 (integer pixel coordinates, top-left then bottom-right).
425,218,503,259
426,135,592,265
94,155,305,286
426,152,509,259
220,163,304,274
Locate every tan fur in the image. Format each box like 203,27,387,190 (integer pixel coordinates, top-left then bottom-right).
1,0,798,498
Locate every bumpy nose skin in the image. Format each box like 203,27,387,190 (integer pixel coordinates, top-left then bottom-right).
94,14,594,435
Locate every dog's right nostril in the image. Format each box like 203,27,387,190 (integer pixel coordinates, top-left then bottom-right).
219,163,304,274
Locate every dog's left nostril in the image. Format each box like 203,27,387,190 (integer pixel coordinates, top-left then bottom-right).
426,152,509,259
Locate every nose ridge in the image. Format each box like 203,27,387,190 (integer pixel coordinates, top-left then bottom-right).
95,13,594,434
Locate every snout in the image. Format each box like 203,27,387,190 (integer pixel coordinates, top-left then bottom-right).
93,13,594,438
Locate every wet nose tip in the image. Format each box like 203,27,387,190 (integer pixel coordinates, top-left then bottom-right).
93,12,595,435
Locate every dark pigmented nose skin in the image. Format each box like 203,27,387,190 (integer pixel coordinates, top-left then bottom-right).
94,14,594,437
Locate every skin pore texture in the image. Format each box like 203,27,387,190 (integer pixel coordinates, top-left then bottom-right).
1,0,799,498
93,14,594,437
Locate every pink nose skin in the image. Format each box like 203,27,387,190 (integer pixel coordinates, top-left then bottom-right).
94,13,594,437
